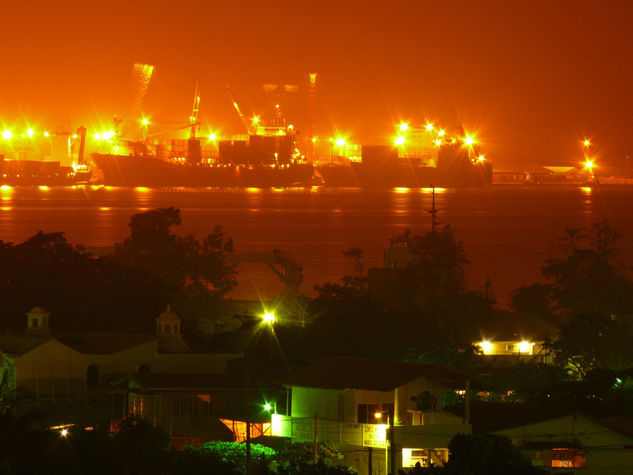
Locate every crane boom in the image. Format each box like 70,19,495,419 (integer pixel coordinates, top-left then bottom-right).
190,78,201,139
226,85,254,134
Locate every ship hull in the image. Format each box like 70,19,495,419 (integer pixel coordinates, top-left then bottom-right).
92,154,316,187
0,160,91,186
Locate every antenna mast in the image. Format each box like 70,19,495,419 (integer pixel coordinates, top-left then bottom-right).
426,185,440,232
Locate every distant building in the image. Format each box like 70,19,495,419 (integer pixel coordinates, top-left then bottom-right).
474,312,558,363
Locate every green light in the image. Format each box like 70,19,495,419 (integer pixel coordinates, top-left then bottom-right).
264,403,272,411
262,312,276,324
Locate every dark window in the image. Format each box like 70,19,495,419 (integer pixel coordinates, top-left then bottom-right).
174,395,211,417
138,364,151,375
357,404,379,423
86,364,99,389
32,318,38,328
164,324,170,333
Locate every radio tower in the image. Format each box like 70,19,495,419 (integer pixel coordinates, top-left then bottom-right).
308,72,317,163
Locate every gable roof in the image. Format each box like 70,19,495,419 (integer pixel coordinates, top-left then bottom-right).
0,331,157,356
53,332,157,354
445,401,576,433
0,334,51,355
125,372,254,391
282,356,475,392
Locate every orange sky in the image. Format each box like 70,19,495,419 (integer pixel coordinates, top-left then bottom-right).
2,0,633,169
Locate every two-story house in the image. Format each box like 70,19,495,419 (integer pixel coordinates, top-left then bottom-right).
272,356,476,474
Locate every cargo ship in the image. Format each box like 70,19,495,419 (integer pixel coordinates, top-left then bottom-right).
92,127,317,187
92,122,491,188
0,127,91,186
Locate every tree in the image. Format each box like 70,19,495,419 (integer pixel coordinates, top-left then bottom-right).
552,312,633,378
512,220,633,323
113,207,237,299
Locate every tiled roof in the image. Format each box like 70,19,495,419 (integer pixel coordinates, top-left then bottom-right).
282,356,474,392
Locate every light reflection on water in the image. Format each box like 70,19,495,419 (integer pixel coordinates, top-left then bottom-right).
0,185,631,304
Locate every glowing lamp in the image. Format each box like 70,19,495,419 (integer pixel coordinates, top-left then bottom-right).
583,139,591,147
208,133,217,141
60,428,69,437
26,128,35,137
141,118,149,126
335,138,346,147
394,136,406,146
374,412,383,419
264,403,272,411
464,136,475,146
425,123,434,132
44,131,50,137
251,116,260,124
518,341,532,354
2,130,12,140
437,129,446,137
584,159,594,170
477,155,485,163
262,312,276,324
399,122,409,132
479,341,492,355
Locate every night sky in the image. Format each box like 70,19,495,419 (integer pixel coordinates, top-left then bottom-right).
2,0,633,169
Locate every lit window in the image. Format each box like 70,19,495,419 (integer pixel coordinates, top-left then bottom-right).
551,448,586,468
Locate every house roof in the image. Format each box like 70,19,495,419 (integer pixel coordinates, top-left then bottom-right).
0,334,51,355
0,331,157,355
281,356,476,392
124,372,256,390
445,401,577,433
53,332,157,354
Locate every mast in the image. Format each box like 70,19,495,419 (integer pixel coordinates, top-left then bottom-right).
426,185,440,233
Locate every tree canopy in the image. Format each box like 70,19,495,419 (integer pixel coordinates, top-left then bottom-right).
511,220,633,323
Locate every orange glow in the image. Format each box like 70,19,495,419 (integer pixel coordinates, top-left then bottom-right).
394,187,410,193
477,155,485,162
208,132,217,141
2,130,12,140
335,137,346,147
399,122,409,132
141,118,150,125
251,116,260,124
38,186,50,191
394,135,406,146
26,128,35,137
583,139,591,147
425,122,434,131
584,159,594,170
464,135,475,146
437,129,446,137
135,186,150,192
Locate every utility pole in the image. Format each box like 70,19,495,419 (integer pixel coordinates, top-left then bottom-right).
313,414,319,464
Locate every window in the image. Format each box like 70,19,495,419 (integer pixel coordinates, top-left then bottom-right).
225,396,243,413
551,448,586,468
357,404,379,423
174,395,211,417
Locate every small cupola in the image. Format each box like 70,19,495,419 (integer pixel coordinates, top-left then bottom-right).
26,307,51,334
156,304,182,336
155,305,189,353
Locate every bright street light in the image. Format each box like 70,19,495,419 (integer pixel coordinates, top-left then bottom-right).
262,312,276,324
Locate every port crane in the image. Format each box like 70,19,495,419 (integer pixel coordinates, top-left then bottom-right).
226,85,256,134
189,79,201,139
